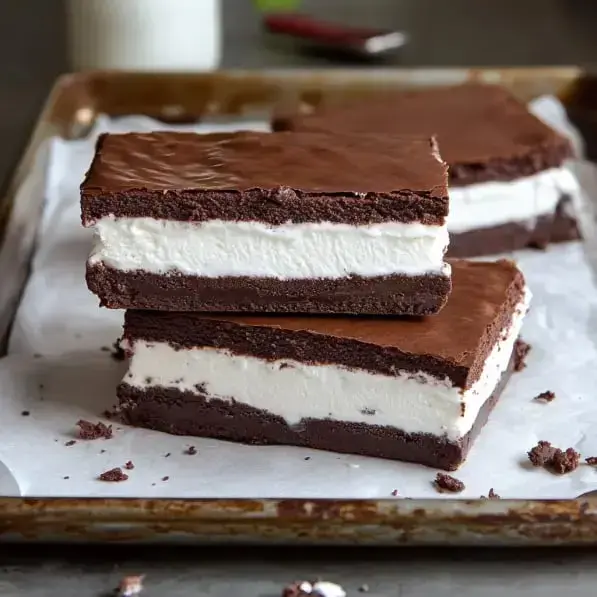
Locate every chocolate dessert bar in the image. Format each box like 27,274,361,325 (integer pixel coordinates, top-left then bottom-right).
117,260,530,470
275,83,580,257
81,131,451,315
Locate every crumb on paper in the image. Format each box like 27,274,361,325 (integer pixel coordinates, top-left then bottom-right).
124,461,135,470
101,346,110,352
162,476,170,482
111,339,126,361
391,489,399,497
63,476,70,480
304,456,311,461
118,575,144,596
514,339,531,372
98,467,129,482
21,410,30,416
434,472,465,493
586,457,597,465
77,419,113,440
481,488,500,499
527,441,580,474
533,390,556,403
164,452,171,458
184,446,197,455
282,580,346,597
65,440,76,447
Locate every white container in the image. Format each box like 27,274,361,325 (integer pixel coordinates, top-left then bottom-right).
66,0,221,71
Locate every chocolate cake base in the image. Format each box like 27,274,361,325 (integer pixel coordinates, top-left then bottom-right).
116,350,515,471
448,195,580,258
86,265,452,315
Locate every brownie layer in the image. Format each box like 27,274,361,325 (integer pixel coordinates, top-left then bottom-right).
81,131,448,226
87,264,452,316
116,349,515,471
448,195,580,258
273,83,573,186
122,260,526,390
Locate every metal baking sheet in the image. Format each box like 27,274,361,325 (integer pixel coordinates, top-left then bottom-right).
2,67,597,545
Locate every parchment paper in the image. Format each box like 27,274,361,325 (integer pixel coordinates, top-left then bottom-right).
2,100,597,499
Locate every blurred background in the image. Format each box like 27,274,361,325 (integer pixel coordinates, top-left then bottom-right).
1,0,597,188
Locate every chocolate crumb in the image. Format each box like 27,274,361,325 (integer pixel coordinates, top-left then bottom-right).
304,456,311,461
527,441,580,474
21,410,30,416
164,452,171,458
359,585,369,593
534,390,556,403
585,457,597,465
98,467,128,482
65,440,76,447
100,449,106,454
100,346,110,352
360,407,376,416
118,574,144,596
481,488,500,499
434,472,465,493
184,446,197,455
514,339,531,372
162,476,170,482
391,489,399,496
77,419,113,440
63,476,70,480
124,460,135,470
111,339,126,361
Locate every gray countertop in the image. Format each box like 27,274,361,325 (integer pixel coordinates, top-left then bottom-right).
2,0,597,593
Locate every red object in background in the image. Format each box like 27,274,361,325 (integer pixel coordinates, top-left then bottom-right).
264,13,407,57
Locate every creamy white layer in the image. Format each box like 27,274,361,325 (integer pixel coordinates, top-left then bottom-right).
123,289,530,440
448,166,579,234
88,217,450,279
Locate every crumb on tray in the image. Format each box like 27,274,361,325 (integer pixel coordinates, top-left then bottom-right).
98,467,129,482
528,441,580,474
434,472,465,493
533,390,555,403
77,419,113,440
514,339,531,372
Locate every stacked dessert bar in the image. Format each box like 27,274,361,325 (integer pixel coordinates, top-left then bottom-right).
81,84,536,471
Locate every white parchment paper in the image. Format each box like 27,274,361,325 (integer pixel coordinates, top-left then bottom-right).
2,100,597,499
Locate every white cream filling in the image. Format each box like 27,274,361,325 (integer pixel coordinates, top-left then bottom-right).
448,166,580,234
88,218,449,279
123,288,530,441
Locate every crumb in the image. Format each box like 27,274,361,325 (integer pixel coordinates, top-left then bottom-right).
98,467,128,482
434,472,465,494
111,339,126,361
586,457,597,465
161,476,170,482
164,452,171,458
304,456,311,461
39,384,44,390
100,346,110,352
527,441,580,474
21,410,30,416
33,353,42,359
360,407,376,416
151,483,156,486
481,488,500,499
77,419,113,440
118,575,144,596
65,440,76,447
282,580,346,597
391,489,399,496
63,476,70,480
533,390,556,403
359,585,369,593
184,446,197,455
514,339,531,372
100,449,106,454
124,461,135,470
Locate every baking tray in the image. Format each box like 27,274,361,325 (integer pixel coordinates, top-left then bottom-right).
2,67,597,546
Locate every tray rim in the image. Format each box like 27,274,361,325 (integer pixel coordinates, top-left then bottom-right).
1,66,597,545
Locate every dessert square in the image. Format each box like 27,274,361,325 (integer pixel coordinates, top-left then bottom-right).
275,83,580,257
81,130,451,315
117,259,530,471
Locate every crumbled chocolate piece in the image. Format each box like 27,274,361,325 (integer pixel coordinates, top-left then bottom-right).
21,410,30,416
124,460,135,470
77,419,113,440
100,449,106,454
534,390,555,403
99,467,128,482
514,339,531,372
63,476,70,480
164,452,171,458
391,489,399,497
184,446,197,455
111,339,126,361
65,440,76,447
434,472,465,493
282,581,346,597
118,575,144,596
360,407,376,416
586,457,597,465
304,456,311,461
481,488,500,499
100,346,110,352
528,441,580,474
162,476,170,481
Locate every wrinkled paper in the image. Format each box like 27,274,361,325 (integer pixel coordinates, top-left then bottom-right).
2,101,597,499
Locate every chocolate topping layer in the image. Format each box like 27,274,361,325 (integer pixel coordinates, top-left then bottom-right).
123,260,526,389
81,131,448,225
274,84,573,186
